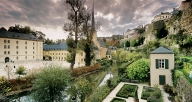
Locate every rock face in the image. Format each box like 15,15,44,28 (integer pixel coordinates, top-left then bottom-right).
168,19,181,35
180,0,192,34
143,24,156,44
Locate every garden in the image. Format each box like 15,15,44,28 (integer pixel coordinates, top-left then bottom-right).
116,84,138,98
141,86,162,102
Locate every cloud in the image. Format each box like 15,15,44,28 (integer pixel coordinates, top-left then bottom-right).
0,0,181,39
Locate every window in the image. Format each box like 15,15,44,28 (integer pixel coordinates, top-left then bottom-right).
53,53,54,55
156,59,169,69
16,46,18,49
16,51,18,54
33,56,34,59
33,51,35,54
25,46,27,49
159,59,165,68
33,47,35,49
8,40,10,43
33,42,34,45
25,41,27,44
81,52,83,56
59,53,60,55
81,58,83,62
8,51,10,54
4,39,6,43
4,45,6,49
56,53,57,55
50,53,52,55
16,56,18,59
4,51,6,54
25,51,27,54
16,41,18,44
8,45,10,49
25,56,27,59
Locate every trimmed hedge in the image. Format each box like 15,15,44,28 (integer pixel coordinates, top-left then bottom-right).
116,84,138,98
141,86,161,100
71,64,101,77
110,97,126,102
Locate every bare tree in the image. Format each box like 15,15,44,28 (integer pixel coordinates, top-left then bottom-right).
4,64,13,80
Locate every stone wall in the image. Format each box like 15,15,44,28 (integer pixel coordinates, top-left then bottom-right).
176,76,192,102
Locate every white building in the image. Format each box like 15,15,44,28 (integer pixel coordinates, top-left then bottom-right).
0,31,43,63
150,46,174,86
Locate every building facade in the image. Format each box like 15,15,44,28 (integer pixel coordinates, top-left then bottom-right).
150,46,174,86
43,42,85,65
152,12,172,22
0,31,43,63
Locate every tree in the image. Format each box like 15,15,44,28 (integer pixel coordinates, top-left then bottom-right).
0,27,7,31
4,64,13,80
126,59,150,82
68,77,93,102
31,65,71,102
63,0,87,70
15,65,27,80
125,40,130,47
80,8,95,66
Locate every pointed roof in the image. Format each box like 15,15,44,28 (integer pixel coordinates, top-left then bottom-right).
150,46,174,54
91,0,95,31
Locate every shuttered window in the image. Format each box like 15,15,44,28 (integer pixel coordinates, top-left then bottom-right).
156,59,169,69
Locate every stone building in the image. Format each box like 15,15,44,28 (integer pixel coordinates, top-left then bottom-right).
152,12,172,22
43,42,85,65
0,31,43,63
150,46,174,86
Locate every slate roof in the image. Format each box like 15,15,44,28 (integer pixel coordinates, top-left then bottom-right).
0,31,41,41
97,38,106,47
43,42,68,51
150,46,174,54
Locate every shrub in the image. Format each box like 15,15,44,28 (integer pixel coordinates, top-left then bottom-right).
141,92,150,99
147,96,159,102
72,64,101,77
163,84,173,95
126,59,150,82
110,97,126,102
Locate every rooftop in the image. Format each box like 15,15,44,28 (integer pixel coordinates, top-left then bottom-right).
150,46,174,54
43,42,68,51
0,31,41,41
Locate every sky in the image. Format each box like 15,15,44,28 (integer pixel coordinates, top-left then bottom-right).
0,0,182,40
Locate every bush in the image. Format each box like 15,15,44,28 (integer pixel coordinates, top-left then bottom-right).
110,97,126,102
163,84,173,95
126,59,150,82
72,64,101,77
147,96,159,102
141,92,150,99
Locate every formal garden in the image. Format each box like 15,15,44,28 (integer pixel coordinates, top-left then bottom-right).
141,86,162,102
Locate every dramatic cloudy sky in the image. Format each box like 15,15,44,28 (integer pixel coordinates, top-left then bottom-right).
0,0,182,40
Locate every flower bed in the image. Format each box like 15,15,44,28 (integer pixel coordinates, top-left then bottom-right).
116,84,138,98
110,97,126,102
141,86,162,101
